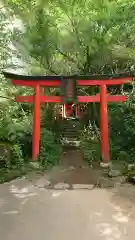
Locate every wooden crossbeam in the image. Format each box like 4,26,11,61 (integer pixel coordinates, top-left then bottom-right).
16,94,127,103
12,77,132,87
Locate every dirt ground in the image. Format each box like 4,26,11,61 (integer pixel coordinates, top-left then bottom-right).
31,147,128,191
49,148,101,188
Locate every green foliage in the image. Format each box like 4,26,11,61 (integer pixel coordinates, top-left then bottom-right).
109,93,135,162
4,0,135,74
0,100,32,156
41,104,62,139
80,124,101,164
81,92,135,164
0,168,26,183
41,105,55,129
9,143,24,167
38,128,62,169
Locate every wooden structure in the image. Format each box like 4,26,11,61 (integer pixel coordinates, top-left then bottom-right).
3,72,133,162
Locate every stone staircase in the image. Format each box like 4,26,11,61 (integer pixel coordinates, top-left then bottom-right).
61,119,81,147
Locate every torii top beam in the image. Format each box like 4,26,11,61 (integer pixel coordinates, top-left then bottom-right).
3,72,134,87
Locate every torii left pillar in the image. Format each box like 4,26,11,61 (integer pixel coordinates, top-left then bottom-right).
32,85,41,160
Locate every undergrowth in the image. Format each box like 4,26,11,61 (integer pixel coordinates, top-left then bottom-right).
80,123,101,165
80,95,135,174
0,101,62,182
38,128,62,169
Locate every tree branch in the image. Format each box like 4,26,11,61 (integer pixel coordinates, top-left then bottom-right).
0,95,14,100
45,58,58,75
56,47,84,72
56,47,76,63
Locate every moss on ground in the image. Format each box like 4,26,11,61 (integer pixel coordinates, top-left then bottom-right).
0,163,45,183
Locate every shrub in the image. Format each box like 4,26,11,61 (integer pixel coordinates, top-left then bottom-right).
9,143,24,168
41,104,62,138
80,93,135,165
109,94,135,162
38,128,62,168
80,123,101,165
0,101,32,165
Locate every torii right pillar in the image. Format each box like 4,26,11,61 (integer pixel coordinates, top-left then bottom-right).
100,84,110,164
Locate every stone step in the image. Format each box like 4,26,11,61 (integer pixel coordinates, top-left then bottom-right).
62,129,80,133
62,137,79,141
61,138,80,147
61,121,80,127
62,132,80,137
62,136,79,140
62,126,80,131
62,124,80,128
61,120,81,141
62,130,80,135
62,137,79,140
62,122,80,126
62,125,80,129
62,127,80,132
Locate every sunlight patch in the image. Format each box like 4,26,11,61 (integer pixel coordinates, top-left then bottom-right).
96,222,121,239
52,191,61,197
9,185,37,199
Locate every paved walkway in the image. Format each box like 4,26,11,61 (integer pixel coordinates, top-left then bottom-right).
0,149,135,239
0,175,135,240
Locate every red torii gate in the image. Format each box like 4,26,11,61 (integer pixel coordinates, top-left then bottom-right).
3,72,133,163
